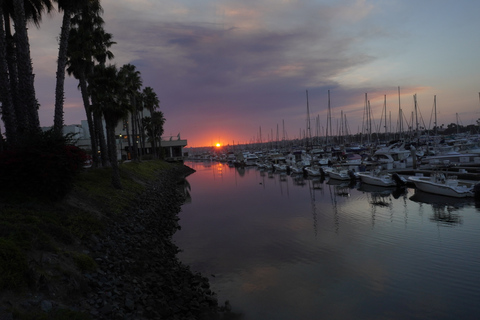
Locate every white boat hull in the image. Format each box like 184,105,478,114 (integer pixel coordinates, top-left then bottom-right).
273,164,288,171
305,166,322,176
408,176,475,198
357,172,397,187
329,170,352,181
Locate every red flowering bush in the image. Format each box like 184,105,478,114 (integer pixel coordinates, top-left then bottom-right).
0,130,89,201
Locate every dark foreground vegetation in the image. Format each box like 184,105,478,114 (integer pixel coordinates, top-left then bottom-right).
0,160,238,319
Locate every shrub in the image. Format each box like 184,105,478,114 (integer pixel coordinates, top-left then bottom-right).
73,253,97,272
0,238,29,290
0,130,88,201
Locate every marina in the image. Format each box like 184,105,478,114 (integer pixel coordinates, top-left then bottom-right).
174,160,480,320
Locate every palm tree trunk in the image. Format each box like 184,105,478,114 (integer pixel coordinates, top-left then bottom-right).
0,125,3,151
125,117,132,159
136,112,144,157
139,111,146,156
131,112,138,160
149,107,157,158
3,12,23,134
0,7,17,145
94,114,109,166
12,0,39,133
78,71,98,167
90,91,109,166
105,117,122,189
53,8,72,133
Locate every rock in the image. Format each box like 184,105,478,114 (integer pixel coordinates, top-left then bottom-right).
40,300,52,312
99,304,113,315
3,165,221,319
125,297,135,311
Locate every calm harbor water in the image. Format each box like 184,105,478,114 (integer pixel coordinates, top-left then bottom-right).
173,161,480,320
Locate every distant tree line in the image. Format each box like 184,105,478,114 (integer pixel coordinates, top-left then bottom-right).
0,0,165,193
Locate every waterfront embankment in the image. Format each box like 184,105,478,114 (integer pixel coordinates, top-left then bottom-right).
0,161,223,319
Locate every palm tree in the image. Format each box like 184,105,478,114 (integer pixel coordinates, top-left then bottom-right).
12,0,53,132
88,18,115,167
66,26,98,163
142,86,160,157
135,92,147,155
53,0,88,133
89,64,128,189
151,111,165,157
1,0,53,139
119,64,142,161
66,0,114,167
0,1,17,145
143,111,165,158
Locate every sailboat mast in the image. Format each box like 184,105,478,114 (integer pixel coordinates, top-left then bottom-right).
326,90,332,146
367,100,372,143
389,111,392,140
398,86,402,140
414,94,419,141
340,110,344,144
384,95,387,137
276,123,279,149
434,95,437,136
456,113,460,134
361,93,367,145
306,90,311,150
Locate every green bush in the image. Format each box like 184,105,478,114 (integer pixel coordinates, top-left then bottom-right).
0,238,29,290
0,130,88,201
13,309,91,320
73,253,97,272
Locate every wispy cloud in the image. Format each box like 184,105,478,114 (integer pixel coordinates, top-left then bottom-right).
28,0,480,146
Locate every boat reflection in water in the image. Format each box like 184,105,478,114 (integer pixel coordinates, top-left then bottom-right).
175,161,480,320
409,189,472,225
326,177,357,197
357,182,407,207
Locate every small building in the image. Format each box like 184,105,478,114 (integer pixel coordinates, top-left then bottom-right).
161,134,188,162
44,117,188,162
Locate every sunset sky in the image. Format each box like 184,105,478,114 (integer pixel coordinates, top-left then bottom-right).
29,0,480,147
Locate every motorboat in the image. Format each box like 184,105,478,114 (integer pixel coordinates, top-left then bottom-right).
290,163,305,174
419,151,480,168
409,189,473,209
273,163,288,172
373,141,419,168
243,152,259,166
357,168,406,187
304,165,322,176
407,173,476,198
328,167,356,181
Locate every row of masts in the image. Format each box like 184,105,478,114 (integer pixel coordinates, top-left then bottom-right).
246,88,477,149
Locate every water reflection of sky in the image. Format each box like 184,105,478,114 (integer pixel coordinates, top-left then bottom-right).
174,162,480,320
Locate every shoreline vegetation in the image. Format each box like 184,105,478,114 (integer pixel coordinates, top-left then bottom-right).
0,160,237,319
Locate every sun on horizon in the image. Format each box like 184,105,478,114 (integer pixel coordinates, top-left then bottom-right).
215,143,221,147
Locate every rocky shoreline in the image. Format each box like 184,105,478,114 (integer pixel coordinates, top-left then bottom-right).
1,164,223,319
77,164,219,319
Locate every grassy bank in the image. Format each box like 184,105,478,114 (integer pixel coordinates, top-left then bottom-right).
0,160,182,319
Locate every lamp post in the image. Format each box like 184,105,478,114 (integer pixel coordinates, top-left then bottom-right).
119,134,123,160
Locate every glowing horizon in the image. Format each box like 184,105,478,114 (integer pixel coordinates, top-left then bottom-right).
23,0,480,148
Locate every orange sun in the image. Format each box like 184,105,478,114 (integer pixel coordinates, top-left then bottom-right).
215,143,221,147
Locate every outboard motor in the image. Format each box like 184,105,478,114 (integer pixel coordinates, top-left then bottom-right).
319,167,326,177
348,169,356,181
474,183,480,200
392,173,406,187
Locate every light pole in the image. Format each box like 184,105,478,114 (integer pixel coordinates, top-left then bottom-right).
119,134,123,160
